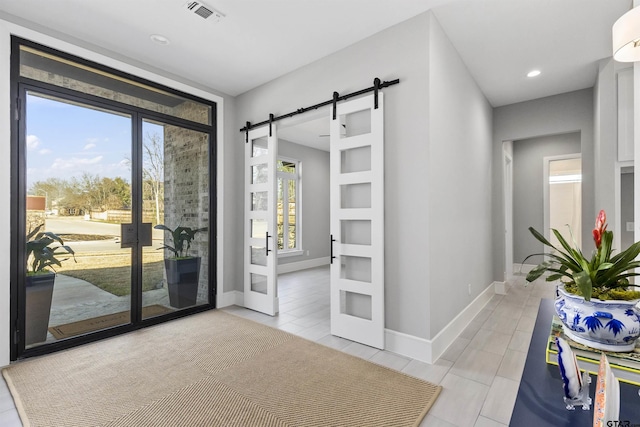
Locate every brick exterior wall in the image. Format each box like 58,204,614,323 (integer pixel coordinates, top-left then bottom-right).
163,125,210,302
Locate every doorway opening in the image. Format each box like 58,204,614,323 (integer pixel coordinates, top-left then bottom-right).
615,162,634,253
544,154,582,250
276,111,331,328
243,93,385,349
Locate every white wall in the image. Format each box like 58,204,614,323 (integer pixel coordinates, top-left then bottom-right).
593,59,617,224
0,21,11,367
492,89,594,281
427,14,493,337
0,18,235,365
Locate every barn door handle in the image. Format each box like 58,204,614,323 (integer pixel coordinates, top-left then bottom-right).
330,234,336,264
266,232,272,256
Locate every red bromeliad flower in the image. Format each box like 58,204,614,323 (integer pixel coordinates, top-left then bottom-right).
593,209,607,249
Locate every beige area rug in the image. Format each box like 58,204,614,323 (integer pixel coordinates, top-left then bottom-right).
48,305,174,339
4,310,442,427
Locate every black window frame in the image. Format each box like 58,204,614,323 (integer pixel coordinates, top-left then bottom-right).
10,36,217,361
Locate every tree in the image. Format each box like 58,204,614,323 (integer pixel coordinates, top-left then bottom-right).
143,132,164,224
36,173,131,216
29,177,68,211
98,177,131,210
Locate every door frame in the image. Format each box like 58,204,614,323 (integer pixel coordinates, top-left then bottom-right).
502,142,514,281
614,160,634,253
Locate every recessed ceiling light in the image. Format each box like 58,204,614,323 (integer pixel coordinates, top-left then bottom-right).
527,70,541,78
150,34,170,45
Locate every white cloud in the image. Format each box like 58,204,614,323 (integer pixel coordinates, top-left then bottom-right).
83,143,96,150
26,135,40,151
51,156,104,170
38,148,52,155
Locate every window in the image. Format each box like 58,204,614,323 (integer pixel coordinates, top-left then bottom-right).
277,158,300,254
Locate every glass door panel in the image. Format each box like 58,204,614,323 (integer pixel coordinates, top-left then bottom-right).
141,119,210,318
25,91,132,348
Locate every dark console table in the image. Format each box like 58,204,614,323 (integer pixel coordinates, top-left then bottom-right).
510,298,640,426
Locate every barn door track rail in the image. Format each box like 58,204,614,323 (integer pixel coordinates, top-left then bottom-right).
240,77,399,142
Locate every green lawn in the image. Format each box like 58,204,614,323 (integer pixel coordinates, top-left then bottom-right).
57,251,165,296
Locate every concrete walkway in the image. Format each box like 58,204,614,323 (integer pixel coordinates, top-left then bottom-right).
43,274,172,345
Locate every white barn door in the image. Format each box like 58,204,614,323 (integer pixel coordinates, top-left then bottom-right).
330,93,384,349
244,124,279,316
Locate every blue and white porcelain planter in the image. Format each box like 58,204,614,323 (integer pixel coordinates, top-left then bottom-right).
555,284,640,352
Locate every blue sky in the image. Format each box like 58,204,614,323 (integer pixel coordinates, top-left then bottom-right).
26,92,162,189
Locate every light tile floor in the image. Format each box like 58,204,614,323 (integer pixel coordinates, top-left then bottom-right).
0,265,556,426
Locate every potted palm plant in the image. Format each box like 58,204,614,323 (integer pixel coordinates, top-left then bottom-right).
525,210,640,351
25,224,75,345
155,224,207,308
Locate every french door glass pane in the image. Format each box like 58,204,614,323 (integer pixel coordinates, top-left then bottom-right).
252,137,268,157
25,91,132,347
141,119,210,316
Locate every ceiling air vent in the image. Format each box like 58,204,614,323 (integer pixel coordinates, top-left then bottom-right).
184,1,225,21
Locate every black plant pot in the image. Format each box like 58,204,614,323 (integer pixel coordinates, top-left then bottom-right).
25,272,55,345
165,257,200,309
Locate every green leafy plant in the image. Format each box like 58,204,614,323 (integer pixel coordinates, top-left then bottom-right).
525,210,640,301
154,224,208,259
26,224,75,275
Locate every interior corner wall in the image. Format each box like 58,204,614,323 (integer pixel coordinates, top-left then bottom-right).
277,140,330,265
594,59,617,228
492,89,595,281
427,14,494,338
234,12,431,339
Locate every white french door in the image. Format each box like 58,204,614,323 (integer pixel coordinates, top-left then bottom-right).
244,124,279,316
330,93,384,349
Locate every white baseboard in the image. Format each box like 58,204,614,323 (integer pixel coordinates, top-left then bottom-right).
217,290,243,308
429,282,495,363
277,256,330,274
385,282,496,364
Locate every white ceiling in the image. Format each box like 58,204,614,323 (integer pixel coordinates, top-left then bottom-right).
0,0,633,147
432,0,632,107
0,0,451,96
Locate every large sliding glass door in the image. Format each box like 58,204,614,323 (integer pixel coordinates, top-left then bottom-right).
12,39,215,358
